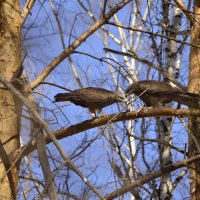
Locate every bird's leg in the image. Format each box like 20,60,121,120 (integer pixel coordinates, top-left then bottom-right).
90,108,97,118
91,112,97,118
91,109,103,118
98,110,104,118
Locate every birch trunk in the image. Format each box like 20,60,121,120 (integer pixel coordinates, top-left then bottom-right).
159,4,182,199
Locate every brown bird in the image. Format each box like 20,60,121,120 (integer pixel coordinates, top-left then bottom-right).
125,80,200,108
54,87,126,116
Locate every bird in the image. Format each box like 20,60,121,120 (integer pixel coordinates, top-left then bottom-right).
54,87,126,116
125,80,200,108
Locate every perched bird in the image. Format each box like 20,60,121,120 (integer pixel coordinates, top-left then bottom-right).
54,87,126,116
125,80,200,108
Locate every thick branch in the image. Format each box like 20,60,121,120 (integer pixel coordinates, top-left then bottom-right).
20,108,200,158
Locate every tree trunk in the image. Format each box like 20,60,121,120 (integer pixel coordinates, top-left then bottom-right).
188,1,200,199
0,0,21,199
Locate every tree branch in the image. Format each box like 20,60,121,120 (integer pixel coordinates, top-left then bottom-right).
105,154,200,200
106,22,199,48
103,47,188,91
20,0,36,26
19,107,200,158
30,0,132,90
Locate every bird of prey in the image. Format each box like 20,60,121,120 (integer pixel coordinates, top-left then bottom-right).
125,80,200,108
54,87,126,116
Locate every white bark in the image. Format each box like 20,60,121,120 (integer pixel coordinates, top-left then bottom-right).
159,5,183,199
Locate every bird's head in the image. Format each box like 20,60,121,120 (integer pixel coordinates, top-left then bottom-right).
125,84,136,97
125,81,141,97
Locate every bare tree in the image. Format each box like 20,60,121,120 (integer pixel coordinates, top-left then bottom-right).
0,0,200,199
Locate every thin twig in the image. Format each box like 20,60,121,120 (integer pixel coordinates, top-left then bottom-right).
40,82,72,92
106,22,200,49
101,0,108,17
103,48,188,91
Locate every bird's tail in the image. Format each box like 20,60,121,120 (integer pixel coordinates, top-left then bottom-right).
54,93,73,102
178,93,200,108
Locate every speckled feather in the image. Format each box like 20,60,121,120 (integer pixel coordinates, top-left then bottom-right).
126,80,200,107
54,87,125,113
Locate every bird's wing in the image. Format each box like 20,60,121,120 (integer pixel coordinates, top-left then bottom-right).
138,81,182,96
54,92,89,103
74,88,117,103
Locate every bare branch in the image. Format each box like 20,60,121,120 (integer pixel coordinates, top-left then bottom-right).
106,22,200,48
20,107,200,158
172,167,188,190
31,116,58,199
103,47,188,91
111,161,141,199
0,138,16,198
40,82,72,92
101,0,108,17
20,0,36,26
30,0,132,90
105,154,200,200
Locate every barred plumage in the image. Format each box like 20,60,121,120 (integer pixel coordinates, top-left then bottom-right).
54,87,126,115
125,80,200,108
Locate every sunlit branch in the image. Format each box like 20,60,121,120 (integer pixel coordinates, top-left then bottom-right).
105,154,200,200
20,107,200,158
30,0,132,90
20,0,36,26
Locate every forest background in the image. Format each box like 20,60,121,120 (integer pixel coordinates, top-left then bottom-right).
0,0,200,199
